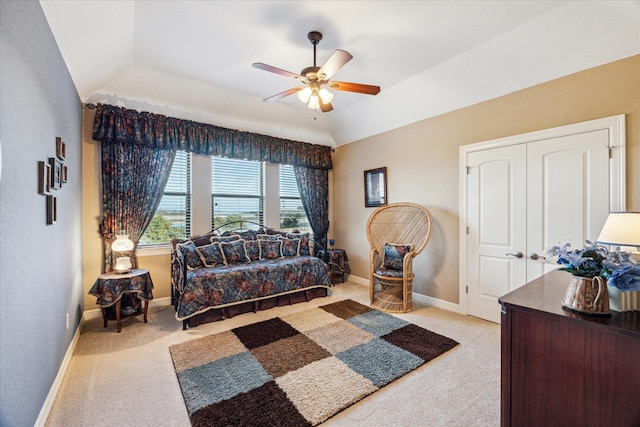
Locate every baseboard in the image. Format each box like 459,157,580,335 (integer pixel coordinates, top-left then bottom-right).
35,296,172,425
82,296,172,320
34,316,85,427
347,274,464,314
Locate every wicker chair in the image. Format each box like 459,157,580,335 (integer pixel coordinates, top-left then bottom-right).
366,202,433,313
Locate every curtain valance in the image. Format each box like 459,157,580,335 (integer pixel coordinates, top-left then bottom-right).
92,103,333,170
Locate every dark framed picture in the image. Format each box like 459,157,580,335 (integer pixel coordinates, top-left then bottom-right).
56,137,66,160
49,157,62,190
62,164,68,183
364,167,387,207
38,161,51,194
46,195,57,225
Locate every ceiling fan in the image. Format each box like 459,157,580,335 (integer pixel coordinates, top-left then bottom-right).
252,31,380,113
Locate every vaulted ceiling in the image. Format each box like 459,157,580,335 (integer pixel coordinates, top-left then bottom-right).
40,1,640,147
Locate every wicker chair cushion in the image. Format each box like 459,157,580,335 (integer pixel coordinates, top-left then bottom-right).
375,266,405,278
383,243,414,270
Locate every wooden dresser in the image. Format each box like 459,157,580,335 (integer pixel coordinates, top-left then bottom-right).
499,269,640,427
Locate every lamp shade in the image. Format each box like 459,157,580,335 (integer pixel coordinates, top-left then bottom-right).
112,234,134,252
596,212,640,247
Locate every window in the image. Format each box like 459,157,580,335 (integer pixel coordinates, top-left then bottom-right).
279,164,310,233
139,150,191,245
211,157,264,230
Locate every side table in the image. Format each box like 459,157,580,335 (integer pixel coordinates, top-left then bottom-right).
89,268,154,333
317,248,349,284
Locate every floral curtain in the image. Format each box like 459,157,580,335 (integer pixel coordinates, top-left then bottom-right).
294,166,329,254
92,103,333,170
100,141,176,272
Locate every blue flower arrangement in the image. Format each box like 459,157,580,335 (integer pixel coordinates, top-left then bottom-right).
546,241,640,291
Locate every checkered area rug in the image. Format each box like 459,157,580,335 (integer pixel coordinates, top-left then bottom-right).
169,299,459,427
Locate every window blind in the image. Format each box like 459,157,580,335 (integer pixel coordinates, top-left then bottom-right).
279,164,310,233
140,150,191,245
211,157,264,229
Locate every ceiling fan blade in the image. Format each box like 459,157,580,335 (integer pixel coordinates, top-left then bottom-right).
319,98,333,113
253,63,303,80
263,87,303,103
330,81,380,95
317,49,352,80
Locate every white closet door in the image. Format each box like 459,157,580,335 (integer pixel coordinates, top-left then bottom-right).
466,144,527,322
526,130,610,282
463,117,622,324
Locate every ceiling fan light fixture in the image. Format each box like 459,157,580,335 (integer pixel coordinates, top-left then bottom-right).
318,87,333,104
297,87,312,103
307,94,320,110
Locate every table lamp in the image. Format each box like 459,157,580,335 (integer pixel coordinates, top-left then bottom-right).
596,211,640,253
112,234,134,273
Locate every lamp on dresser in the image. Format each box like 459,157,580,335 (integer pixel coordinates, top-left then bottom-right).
596,211,640,312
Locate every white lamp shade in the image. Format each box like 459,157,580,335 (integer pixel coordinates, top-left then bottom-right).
112,234,134,252
296,87,311,103
307,94,320,109
318,87,333,104
596,212,640,247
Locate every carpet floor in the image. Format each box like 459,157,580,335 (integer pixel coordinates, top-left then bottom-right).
170,299,458,426
45,280,501,426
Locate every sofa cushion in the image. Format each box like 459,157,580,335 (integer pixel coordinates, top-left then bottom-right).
280,237,300,257
257,234,280,241
383,243,414,270
259,239,283,260
210,234,241,243
244,239,260,261
196,242,226,267
189,232,219,247
286,232,311,256
176,241,203,270
220,239,250,264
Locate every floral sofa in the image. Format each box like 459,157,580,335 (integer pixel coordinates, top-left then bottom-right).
171,227,331,329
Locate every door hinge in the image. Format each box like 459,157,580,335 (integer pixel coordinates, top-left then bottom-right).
466,226,469,234
466,166,471,174
608,147,614,159
465,285,468,294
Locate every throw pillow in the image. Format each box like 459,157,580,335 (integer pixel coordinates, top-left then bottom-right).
210,234,241,243
195,242,226,267
258,239,283,260
383,243,414,270
286,232,311,256
189,232,218,247
244,239,260,261
257,234,281,241
220,239,250,264
176,241,203,270
279,237,300,257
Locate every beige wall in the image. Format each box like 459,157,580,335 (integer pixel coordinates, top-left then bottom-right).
82,55,639,310
333,55,640,304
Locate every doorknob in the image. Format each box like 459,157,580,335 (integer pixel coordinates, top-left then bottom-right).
506,252,524,258
530,253,546,260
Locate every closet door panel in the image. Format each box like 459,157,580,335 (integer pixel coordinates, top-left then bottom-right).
526,130,610,282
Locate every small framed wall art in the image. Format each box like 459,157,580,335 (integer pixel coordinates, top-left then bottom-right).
56,137,66,160
46,195,57,225
364,167,387,207
49,157,62,190
38,161,51,194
